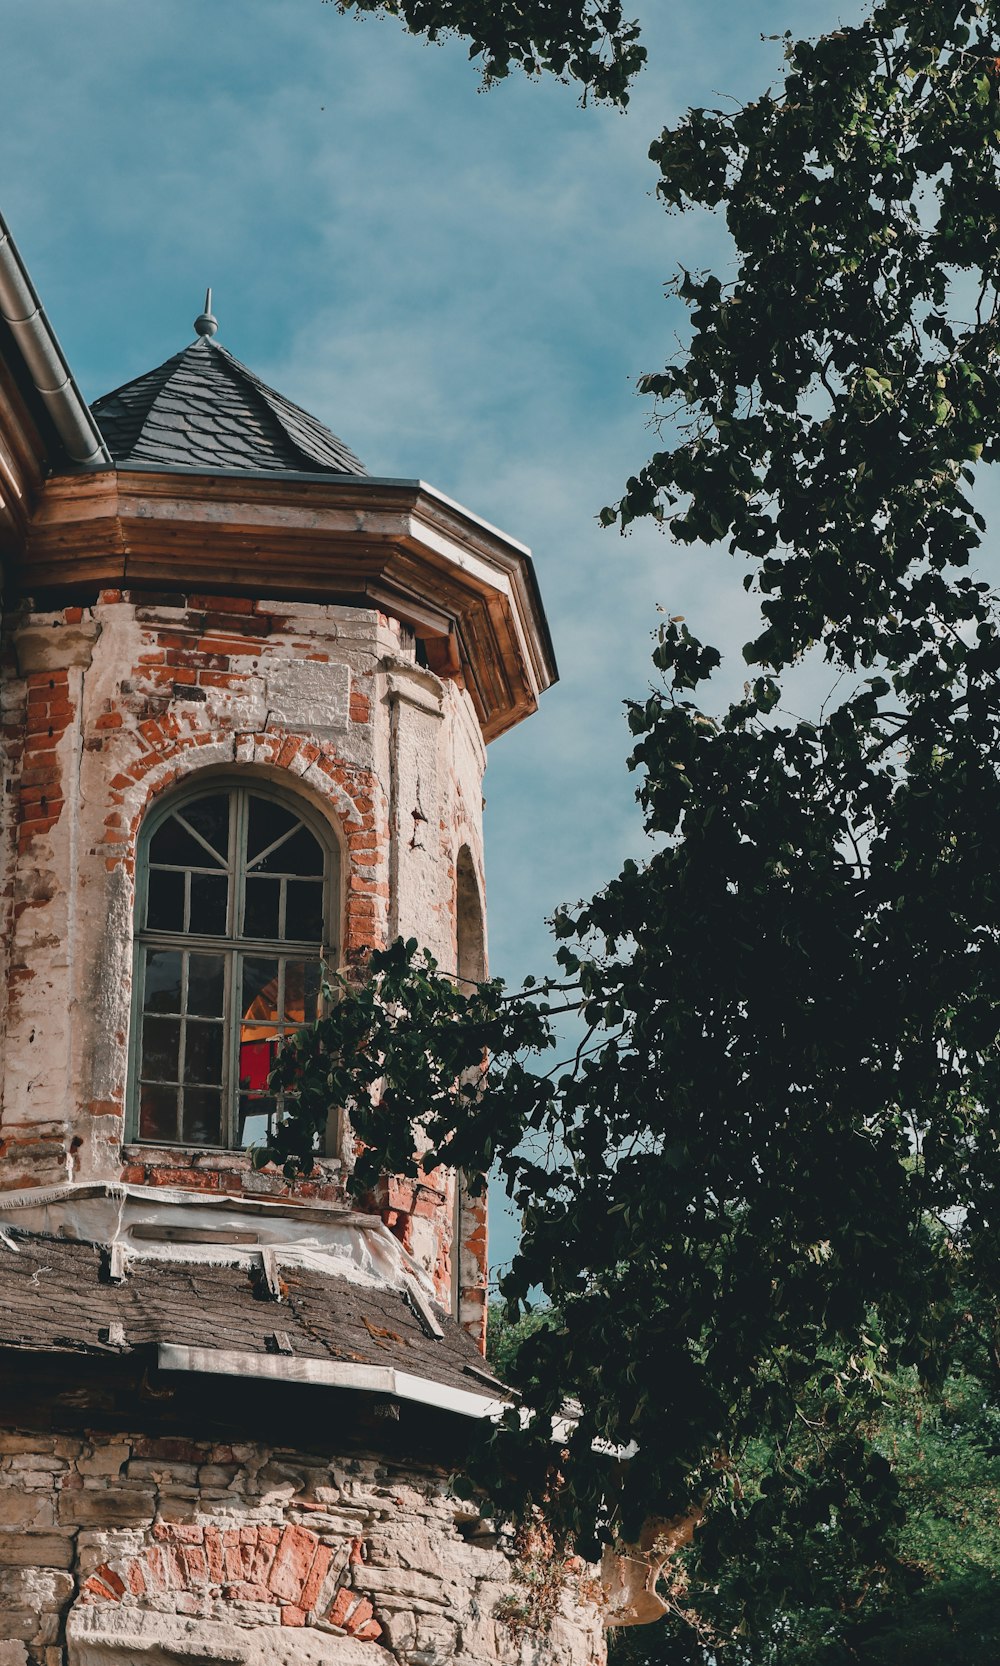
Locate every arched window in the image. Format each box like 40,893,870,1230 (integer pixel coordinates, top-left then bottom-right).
456,847,485,987
130,781,337,1150
453,847,486,1324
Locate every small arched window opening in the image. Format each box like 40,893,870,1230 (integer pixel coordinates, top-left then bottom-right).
130,781,337,1150
453,846,487,1330
456,847,486,988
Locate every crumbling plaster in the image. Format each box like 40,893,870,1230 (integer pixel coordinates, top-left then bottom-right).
0,1427,604,1666
0,589,489,1317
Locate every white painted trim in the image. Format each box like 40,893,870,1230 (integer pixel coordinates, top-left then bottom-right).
156,1342,507,1421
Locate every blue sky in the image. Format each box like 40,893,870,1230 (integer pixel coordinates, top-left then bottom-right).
2,0,862,1275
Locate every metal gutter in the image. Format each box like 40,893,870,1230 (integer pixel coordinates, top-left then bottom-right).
155,1345,611,1449
0,211,110,467
157,1342,508,1422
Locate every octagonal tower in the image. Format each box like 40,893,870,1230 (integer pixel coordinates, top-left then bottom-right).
0,224,613,1666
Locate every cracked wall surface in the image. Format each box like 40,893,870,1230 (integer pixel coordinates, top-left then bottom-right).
0,590,489,1331
0,587,594,1666
0,1427,603,1666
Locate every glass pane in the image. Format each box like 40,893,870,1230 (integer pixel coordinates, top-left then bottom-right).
141,1016,181,1082
184,1087,223,1146
242,958,279,1021
146,868,185,932
139,1083,179,1143
254,824,324,877
244,876,280,939
284,880,324,943
238,1095,276,1149
190,873,228,936
246,797,298,863
284,961,322,1025
239,1026,278,1092
144,949,182,1014
188,953,225,1017
239,1088,318,1155
178,794,230,861
136,787,332,1153
149,814,222,871
184,1020,224,1086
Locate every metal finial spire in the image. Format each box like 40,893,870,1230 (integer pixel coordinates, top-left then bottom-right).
193,288,218,339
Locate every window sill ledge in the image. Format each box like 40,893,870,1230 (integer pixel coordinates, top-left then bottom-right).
121,1145,344,1203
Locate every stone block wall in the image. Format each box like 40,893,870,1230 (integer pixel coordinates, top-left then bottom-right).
0,1427,603,1666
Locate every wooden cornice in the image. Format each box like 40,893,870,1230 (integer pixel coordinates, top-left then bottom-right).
17,468,557,742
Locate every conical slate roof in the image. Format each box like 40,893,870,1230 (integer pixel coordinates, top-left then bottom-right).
92,336,366,476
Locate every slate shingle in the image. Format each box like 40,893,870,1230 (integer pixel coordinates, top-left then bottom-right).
0,1232,498,1402
93,338,366,476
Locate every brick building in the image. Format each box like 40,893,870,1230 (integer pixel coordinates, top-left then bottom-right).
0,214,609,1666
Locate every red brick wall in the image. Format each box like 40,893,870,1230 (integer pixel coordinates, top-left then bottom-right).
0,591,491,1321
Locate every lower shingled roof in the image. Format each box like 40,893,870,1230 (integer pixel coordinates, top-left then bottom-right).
0,1231,502,1405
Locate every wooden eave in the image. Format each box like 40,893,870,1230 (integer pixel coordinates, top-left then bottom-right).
0,352,47,559
18,468,557,742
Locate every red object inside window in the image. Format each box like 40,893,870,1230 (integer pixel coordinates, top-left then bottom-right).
239,1038,276,1092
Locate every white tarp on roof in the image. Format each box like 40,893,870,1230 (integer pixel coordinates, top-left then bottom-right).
0,1181,437,1298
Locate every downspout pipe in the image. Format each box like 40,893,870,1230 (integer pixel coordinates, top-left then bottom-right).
0,211,110,467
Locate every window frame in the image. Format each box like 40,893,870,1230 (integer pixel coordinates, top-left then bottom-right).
127,776,339,1151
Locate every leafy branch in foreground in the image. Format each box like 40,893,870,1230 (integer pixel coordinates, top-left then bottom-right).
327,0,645,104
273,0,1000,1656
490,1301,1000,1663
259,938,560,1186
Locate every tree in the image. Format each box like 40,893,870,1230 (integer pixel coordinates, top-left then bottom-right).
328,0,645,104
486,1300,559,1381
610,1338,1000,1664
487,1300,1000,1662
265,0,1000,1654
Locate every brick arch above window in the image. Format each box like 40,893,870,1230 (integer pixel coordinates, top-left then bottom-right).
129,778,339,1151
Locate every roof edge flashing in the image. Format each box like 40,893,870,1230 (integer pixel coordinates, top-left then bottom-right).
0,212,110,468
157,1342,507,1422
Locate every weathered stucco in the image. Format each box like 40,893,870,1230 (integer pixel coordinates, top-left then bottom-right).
0,1425,603,1666
0,589,492,1325
0,226,607,1666
0,576,608,1665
